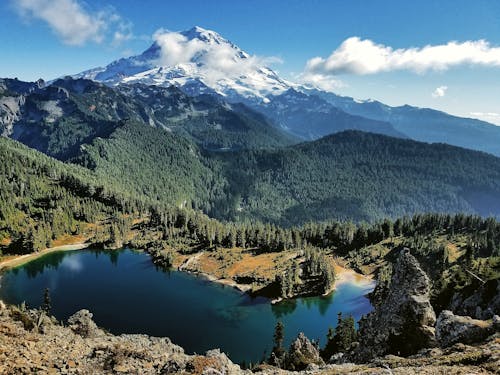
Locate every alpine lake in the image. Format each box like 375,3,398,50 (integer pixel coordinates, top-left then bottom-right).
0,248,374,364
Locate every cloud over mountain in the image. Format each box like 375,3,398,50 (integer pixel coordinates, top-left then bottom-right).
304,37,500,77
153,28,281,86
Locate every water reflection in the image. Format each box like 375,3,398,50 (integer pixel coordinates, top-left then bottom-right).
271,292,335,319
61,255,84,272
0,248,374,365
271,299,297,318
109,251,120,266
22,251,67,279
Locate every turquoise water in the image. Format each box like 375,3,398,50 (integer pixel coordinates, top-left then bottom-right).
0,248,373,364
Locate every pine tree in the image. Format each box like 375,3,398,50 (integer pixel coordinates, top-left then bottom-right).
321,326,336,360
270,321,285,366
334,313,357,352
42,287,52,314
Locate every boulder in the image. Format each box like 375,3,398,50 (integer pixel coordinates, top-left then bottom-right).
285,332,324,371
449,279,500,320
353,249,437,361
67,309,101,338
436,310,499,347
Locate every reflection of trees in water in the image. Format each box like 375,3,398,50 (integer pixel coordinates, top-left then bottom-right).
271,292,336,319
24,251,68,279
22,249,118,278
92,249,106,259
301,293,335,316
155,264,172,276
271,299,297,319
109,251,120,266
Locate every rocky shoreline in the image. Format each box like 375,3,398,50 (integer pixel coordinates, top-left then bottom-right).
1,250,499,374
0,301,498,374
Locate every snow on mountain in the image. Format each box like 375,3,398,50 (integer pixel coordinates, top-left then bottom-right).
74,26,293,103
71,26,500,156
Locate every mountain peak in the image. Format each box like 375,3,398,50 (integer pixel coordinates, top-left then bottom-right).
181,26,224,43
72,26,290,102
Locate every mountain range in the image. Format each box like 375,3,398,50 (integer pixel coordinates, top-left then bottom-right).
72,26,500,156
1,26,500,224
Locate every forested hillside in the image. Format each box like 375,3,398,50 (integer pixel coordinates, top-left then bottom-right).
68,123,500,224
75,121,222,212
214,131,500,224
3,77,500,225
0,136,144,253
1,133,498,310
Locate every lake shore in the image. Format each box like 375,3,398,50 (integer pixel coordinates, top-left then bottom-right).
0,243,90,271
333,264,376,291
1,244,375,302
185,262,376,302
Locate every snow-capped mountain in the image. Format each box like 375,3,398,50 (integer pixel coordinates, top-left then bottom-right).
75,26,292,103
71,26,500,156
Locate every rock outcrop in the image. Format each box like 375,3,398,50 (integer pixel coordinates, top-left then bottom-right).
436,310,500,347
1,301,499,374
0,304,246,375
285,332,324,371
449,279,500,320
68,309,102,338
0,94,23,136
353,249,437,361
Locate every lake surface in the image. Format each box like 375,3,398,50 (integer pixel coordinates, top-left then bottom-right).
0,248,373,364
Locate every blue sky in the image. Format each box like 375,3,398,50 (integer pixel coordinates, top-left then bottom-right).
2,0,500,124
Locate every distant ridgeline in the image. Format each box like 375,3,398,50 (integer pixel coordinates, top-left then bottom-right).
1,131,499,261
1,77,500,227
1,131,499,303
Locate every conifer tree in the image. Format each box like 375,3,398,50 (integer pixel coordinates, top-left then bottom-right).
42,287,52,315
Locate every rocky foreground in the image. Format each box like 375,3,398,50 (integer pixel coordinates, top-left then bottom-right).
0,305,498,374
1,250,499,374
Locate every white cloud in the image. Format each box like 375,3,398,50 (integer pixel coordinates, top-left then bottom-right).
61,255,83,272
13,0,132,46
305,37,500,76
432,85,448,98
298,72,346,92
153,29,282,86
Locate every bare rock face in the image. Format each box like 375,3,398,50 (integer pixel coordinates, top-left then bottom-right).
1,301,499,374
436,310,500,347
67,309,102,338
353,249,437,361
0,95,24,136
450,279,500,320
286,332,324,371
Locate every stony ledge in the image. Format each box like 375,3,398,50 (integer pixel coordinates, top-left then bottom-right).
0,301,498,375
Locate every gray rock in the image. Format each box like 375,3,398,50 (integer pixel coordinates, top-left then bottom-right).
449,279,500,320
436,310,499,347
329,352,344,364
286,332,324,371
67,309,101,338
353,249,437,361
306,362,320,371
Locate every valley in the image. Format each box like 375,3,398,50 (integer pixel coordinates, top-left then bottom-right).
1,15,499,374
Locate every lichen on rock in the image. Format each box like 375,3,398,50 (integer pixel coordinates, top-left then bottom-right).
353,248,437,361
436,310,500,347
